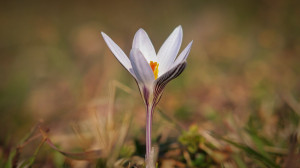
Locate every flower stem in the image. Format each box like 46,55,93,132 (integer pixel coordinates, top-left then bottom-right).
146,104,153,160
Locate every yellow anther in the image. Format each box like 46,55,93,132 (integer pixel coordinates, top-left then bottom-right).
149,61,159,79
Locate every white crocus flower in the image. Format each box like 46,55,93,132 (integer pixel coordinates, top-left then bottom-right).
101,26,192,167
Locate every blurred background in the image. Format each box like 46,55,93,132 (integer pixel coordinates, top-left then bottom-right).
1,0,300,167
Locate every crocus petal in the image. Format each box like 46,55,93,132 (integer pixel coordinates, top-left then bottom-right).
133,29,157,62
130,49,155,85
157,26,183,76
152,62,187,106
173,41,193,67
101,32,136,77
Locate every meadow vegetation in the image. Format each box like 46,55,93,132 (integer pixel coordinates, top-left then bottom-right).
0,0,299,167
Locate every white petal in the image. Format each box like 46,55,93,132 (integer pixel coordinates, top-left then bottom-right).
133,29,157,62
152,62,187,106
157,25,183,76
173,41,193,67
101,32,136,77
130,49,155,85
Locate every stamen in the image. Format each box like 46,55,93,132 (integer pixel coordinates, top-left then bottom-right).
149,61,159,79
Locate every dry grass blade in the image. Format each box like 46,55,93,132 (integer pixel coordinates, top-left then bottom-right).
39,127,104,160
281,92,300,116
211,133,281,168
107,111,132,167
10,123,43,168
222,159,237,168
156,107,183,132
284,133,300,168
19,138,46,168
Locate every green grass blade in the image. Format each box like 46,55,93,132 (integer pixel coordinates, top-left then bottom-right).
212,133,280,168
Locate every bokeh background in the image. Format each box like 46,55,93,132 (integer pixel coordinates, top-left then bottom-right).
1,0,300,167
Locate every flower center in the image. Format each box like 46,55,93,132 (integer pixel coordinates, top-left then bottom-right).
149,61,159,79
